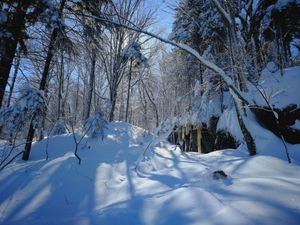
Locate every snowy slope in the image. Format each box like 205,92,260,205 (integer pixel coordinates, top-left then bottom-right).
1,122,300,225
251,65,300,108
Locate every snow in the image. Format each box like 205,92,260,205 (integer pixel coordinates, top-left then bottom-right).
252,66,300,108
217,108,243,142
0,85,45,133
1,121,300,225
84,108,107,139
291,120,300,129
121,41,147,65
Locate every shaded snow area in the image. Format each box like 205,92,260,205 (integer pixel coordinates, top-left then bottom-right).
1,122,300,225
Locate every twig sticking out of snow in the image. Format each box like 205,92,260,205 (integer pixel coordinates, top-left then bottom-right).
255,85,291,163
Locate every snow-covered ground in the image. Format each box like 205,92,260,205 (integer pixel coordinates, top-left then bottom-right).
0,121,300,225
251,65,300,108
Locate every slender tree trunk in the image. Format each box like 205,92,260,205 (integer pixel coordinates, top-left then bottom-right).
109,87,117,121
276,27,284,76
118,87,124,121
74,74,80,124
125,60,133,122
142,82,159,127
57,49,64,120
82,74,87,120
233,98,256,156
199,63,203,96
23,0,66,161
38,82,49,141
23,123,35,161
85,48,96,121
7,48,21,107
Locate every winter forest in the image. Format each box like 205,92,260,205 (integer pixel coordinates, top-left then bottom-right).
1,0,300,224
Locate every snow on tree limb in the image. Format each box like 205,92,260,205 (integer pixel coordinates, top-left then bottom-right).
79,13,250,105
0,85,45,133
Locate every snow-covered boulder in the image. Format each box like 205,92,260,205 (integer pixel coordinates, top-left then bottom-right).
250,66,300,144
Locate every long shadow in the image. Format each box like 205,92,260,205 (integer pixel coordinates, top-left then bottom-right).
0,131,132,225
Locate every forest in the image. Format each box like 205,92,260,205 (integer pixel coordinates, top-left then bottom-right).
0,0,300,225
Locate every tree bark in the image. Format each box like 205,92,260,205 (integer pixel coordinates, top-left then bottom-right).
125,60,133,122
57,49,64,120
85,48,96,121
109,87,118,121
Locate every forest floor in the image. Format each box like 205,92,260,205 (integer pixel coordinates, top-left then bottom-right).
0,121,300,225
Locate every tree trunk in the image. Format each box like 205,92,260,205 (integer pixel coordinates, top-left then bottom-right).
38,82,49,141
0,3,28,108
109,87,117,121
85,48,96,121
234,98,256,156
57,49,64,120
22,124,35,160
23,0,66,161
142,82,159,127
125,60,133,122
7,48,21,107
74,74,80,124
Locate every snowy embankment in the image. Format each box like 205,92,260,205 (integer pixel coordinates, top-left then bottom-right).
1,122,300,225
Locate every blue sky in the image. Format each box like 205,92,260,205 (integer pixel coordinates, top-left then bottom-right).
145,0,175,34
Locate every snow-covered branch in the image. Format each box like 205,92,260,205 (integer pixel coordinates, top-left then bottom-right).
78,13,250,105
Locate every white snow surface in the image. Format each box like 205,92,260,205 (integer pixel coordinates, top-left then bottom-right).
250,66,300,108
291,120,300,129
1,122,300,225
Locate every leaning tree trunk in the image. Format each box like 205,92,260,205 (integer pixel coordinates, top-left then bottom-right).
23,0,66,161
225,12,256,155
233,98,256,156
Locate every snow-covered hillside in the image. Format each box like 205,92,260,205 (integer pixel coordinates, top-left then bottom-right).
1,122,300,225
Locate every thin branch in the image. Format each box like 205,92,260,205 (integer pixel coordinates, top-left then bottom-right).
255,85,291,163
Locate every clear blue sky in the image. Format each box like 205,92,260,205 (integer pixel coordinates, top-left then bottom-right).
145,0,175,35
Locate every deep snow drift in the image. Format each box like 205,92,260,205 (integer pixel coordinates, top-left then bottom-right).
0,121,300,225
